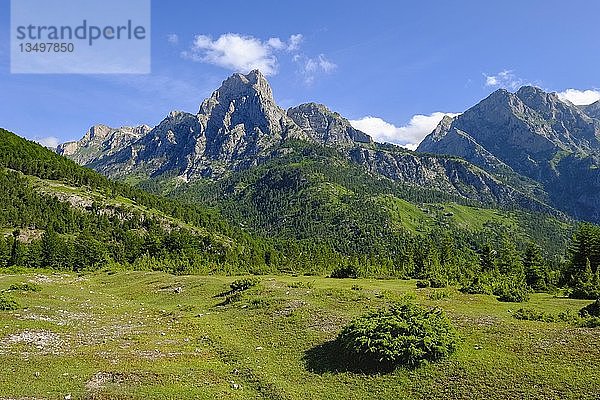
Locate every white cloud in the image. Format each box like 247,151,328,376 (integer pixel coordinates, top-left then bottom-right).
295,54,337,84
267,37,285,50
484,70,524,90
167,34,179,45
287,34,303,51
557,89,600,105
305,54,337,73
350,112,459,150
34,136,59,148
182,33,303,76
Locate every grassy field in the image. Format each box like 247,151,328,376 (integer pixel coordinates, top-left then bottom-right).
0,270,599,399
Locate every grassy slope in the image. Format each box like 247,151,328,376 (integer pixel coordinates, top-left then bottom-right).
25,172,211,236
0,270,598,399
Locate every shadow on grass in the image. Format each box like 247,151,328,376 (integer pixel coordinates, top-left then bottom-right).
303,340,395,375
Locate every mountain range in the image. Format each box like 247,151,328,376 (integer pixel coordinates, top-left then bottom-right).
55,69,600,223
57,70,561,215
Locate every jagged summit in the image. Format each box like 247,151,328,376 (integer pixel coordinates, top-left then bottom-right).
199,69,275,115
287,102,373,146
60,70,382,180
57,124,151,165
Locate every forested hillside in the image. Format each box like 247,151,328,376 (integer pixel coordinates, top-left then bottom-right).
0,128,273,274
139,140,577,294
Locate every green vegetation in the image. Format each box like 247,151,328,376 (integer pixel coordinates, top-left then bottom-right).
0,295,19,311
579,299,600,317
513,307,556,322
229,277,259,292
6,282,41,292
336,301,457,371
3,124,600,396
0,271,599,399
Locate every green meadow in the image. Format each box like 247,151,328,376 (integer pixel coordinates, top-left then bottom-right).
1,270,599,399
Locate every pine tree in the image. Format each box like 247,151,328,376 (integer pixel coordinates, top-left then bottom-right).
523,242,548,292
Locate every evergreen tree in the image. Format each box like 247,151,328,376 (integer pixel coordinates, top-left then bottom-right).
523,242,548,292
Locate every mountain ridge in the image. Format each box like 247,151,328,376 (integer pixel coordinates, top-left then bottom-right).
418,85,600,221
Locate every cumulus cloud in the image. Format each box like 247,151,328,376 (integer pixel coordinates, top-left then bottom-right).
484,70,524,90
167,34,179,45
557,89,600,105
34,136,60,148
181,33,303,76
295,54,337,84
350,112,459,150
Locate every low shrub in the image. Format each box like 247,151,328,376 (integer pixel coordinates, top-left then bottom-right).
578,317,600,328
336,301,458,371
7,282,41,292
428,290,450,300
429,277,448,289
494,280,530,303
513,307,555,322
330,265,359,279
557,309,579,324
220,292,242,305
579,299,600,317
416,280,430,288
459,277,492,295
0,296,19,311
248,297,272,309
230,278,258,292
287,281,313,289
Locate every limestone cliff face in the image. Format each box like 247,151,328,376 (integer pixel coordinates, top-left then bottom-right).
57,124,151,166
348,147,552,213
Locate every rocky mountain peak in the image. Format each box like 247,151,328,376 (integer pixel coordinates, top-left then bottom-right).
515,86,565,115
199,69,274,115
580,100,600,120
428,115,455,141
287,102,372,146
57,123,150,165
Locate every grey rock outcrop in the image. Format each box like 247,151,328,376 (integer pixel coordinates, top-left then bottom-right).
57,124,151,165
287,103,372,146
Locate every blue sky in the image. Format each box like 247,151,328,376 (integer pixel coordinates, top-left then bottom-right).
1,0,600,149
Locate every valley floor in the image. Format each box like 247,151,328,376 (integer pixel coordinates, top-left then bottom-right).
0,270,599,399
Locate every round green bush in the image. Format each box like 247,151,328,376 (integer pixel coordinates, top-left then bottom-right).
330,265,359,279
459,276,492,295
337,302,458,371
229,278,258,292
0,296,19,311
416,280,430,288
494,280,530,303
